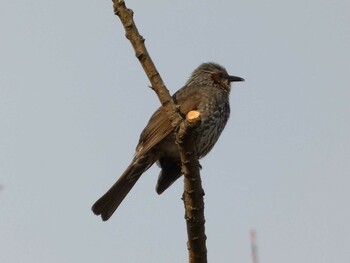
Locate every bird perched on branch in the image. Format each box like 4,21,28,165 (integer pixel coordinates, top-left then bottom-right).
92,62,244,221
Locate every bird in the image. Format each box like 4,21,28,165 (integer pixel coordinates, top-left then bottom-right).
92,62,244,221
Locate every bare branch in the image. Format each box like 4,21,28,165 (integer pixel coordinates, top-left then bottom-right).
112,1,207,262
113,0,181,129
178,112,207,263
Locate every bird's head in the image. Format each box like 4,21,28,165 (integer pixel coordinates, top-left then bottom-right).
186,62,244,91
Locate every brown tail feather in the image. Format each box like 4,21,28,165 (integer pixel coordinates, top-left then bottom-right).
92,158,153,221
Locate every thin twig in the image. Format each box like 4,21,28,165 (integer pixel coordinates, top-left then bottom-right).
112,0,181,129
250,229,259,263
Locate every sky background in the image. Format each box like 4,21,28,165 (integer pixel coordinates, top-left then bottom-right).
1,0,349,262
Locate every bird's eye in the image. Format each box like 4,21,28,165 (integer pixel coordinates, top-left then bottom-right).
218,72,224,78
211,71,227,84
211,73,221,84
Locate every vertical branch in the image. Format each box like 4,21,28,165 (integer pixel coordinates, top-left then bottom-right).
178,111,207,263
112,1,207,262
250,229,259,263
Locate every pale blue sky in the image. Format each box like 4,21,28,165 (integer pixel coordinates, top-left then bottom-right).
1,1,349,262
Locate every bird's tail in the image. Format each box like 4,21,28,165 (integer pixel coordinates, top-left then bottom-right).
92,156,154,221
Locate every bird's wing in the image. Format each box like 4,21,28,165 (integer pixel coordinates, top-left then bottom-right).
134,87,204,159
135,106,173,159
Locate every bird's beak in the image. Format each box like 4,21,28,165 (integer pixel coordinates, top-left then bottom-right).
228,75,245,82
